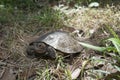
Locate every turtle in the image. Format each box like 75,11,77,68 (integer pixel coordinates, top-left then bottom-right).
26,31,84,59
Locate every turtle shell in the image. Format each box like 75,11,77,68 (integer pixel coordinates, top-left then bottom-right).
34,31,83,54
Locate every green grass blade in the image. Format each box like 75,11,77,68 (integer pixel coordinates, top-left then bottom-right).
106,25,119,39
79,42,114,52
108,38,120,54
114,65,120,72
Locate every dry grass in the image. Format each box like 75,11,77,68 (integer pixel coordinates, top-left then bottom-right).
0,4,120,80
54,5,120,37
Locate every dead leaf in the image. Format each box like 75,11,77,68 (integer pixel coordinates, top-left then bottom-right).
71,68,81,79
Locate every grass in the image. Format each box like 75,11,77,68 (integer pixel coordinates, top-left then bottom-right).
78,26,120,79
0,3,64,68
0,5,66,80
0,1,120,80
34,7,64,29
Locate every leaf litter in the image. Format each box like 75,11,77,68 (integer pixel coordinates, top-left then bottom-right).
0,2,120,80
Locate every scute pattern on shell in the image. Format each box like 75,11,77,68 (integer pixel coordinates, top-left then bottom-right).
35,31,83,53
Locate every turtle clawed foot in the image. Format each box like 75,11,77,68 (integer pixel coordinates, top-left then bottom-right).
46,46,56,59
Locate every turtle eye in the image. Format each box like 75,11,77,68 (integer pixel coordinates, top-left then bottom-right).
38,43,42,47
37,43,46,48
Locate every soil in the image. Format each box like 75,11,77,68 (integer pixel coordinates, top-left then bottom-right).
0,2,120,80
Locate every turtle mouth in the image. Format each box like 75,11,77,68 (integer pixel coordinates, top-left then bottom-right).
35,49,46,54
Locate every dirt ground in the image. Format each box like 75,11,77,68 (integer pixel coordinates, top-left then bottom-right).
0,2,120,80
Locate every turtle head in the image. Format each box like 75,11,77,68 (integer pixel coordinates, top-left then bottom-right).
27,42,56,59
34,42,47,54
27,42,47,57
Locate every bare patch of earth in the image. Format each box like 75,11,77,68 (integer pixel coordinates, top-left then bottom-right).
0,4,120,80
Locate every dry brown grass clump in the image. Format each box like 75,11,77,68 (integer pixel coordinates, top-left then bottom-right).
0,4,120,80
54,5,120,37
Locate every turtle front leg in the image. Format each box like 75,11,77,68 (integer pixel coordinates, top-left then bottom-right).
68,54,74,64
46,46,56,59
